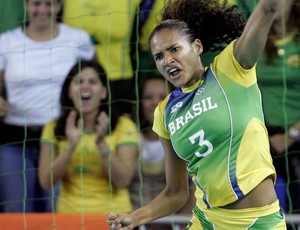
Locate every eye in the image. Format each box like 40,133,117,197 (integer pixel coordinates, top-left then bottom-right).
171,47,179,53
33,1,42,7
89,79,99,84
154,54,163,62
142,95,153,101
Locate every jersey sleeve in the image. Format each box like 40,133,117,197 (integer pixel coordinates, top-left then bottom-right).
40,120,58,146
212,40,257,87
114,116,139,147
77,29,95,60
153,95,171,140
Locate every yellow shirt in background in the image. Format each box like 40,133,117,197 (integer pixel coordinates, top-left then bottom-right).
41,116,139,213
63,0,141,80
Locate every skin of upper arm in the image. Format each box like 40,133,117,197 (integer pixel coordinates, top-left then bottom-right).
38,142,58,185
160,137,189,196
118,138,189,227
115,144,138,181
234,0,278,69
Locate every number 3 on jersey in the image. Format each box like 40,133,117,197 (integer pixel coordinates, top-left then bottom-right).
189,130,213,158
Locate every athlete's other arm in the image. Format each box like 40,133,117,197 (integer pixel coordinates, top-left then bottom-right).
234,0,284,69
107,137,190,229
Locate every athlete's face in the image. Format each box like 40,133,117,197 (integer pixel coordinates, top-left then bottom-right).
26,0,61,29
142,79,168,125
68,67,107,114
150,28,204,88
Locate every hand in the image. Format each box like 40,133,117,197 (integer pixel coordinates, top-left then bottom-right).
273,0,294,19
96,111,109,145
107,212,133,230
0,96,9,118
65,110,82,146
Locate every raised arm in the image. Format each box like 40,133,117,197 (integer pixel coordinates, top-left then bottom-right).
234,0,284,69
107,137,189,229
39,111,81,189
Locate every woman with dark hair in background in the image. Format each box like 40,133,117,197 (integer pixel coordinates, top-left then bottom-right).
0,0,95,212
39,60,139,213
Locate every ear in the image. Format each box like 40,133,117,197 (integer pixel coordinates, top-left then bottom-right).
193,39,203,55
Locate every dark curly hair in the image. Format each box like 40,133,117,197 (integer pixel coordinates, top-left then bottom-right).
149,0,245,53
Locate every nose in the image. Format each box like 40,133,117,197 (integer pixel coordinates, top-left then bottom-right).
80,80,90,89
163,53,174,65
37,2,51,14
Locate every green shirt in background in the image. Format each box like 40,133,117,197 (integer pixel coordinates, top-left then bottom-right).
235,0,258,20
0,0,25,33
256,33,300,126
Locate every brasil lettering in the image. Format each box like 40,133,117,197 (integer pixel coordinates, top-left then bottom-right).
168,96,217,135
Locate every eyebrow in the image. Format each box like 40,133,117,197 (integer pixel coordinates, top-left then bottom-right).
153,43,177,57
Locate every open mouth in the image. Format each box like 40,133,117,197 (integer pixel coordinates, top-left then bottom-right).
80,92,91,101
167,67,181,79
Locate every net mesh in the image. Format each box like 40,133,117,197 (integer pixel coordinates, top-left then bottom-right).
0,0,300,229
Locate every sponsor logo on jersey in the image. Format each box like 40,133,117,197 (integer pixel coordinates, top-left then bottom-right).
196,85,206,95
171,101,183,114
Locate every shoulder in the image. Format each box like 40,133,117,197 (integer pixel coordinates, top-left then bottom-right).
0,26,22,39
41,119,58,142
116,115,138,131
153,94,172,140
212,40,236,69
212,40,257,86
58,24,93,47
0,28,24,58
113,115,139,142
59,23,90,37
0,27,27,54
157,93,172,114
154,93,172,127
43,119,57,131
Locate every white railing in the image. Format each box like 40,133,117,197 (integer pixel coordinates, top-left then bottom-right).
138,214,300,229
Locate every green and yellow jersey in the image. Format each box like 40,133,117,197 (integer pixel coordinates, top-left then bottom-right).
153,41,275,209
